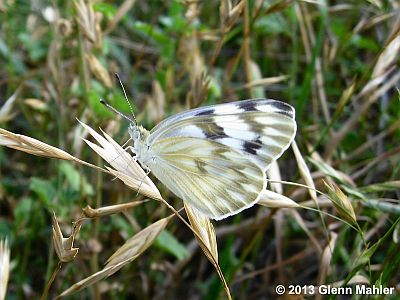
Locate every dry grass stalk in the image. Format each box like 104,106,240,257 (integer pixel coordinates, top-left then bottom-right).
58,263,127,298
341,118,400,162
233,246,316,284
0,128,104,172
265,0,293,15
248,60,264,98
371,34,400,79
55,18,73,37
289,209,322,253
292,141,318,202
148,80,165,123
184,0,200,21
86,54,112,88
1,118,302,298
52,212,81,263
267,161,283,194
331,274,370,287
184,204,218,262
105,0,137,35
106,167,163,200
299,197,333,208
350,146,400,180
324,181,357,226
74,0,101,46
315,56,330,123
394,222,399,244
58,217,170,298
0,88,19,123
180,34,209,107
79,120,162,200
106,217,170,268
326,30,400,159
0,121,233,297
243,2,251,97
184,204,232,300
226,0,245,29
309,149,356,186
295,2,312,62
220,0,246,31
219,0,232,27
209,0,244,67
0,128,76,160
82,200,149,218
0,239,10,300
331,82,356,122
236,75,289,92
258,190,299,208
24,98,48,111
274,209,285,283
316,232,338,300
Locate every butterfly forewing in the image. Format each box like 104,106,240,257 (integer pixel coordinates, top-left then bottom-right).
149,99,296,170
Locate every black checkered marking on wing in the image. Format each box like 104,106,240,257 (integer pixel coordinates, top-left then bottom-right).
238,100,258,112
195,108,215,116
203,123,228,140
268,100,294,118
243,140,262,155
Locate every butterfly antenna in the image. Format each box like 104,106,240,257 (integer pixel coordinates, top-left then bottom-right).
115,73,137,125
100,99,135,124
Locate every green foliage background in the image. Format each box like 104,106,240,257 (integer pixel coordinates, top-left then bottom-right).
0,0,399,299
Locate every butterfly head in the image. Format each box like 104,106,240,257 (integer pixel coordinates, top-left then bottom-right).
128,123,149,142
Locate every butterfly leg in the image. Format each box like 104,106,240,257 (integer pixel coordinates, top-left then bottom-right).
121,137,132,148
108,140,136,165
136,168,151,196
124,145,136,155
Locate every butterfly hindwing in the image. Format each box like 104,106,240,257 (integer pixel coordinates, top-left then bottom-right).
146,137,266,220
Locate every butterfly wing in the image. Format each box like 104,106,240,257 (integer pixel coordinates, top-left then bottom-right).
149,99,296,170
146,137,266,220
145,99,296,219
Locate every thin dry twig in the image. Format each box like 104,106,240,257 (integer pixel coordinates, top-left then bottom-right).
184,204,232,300
0,239,10,300
58,217,171,298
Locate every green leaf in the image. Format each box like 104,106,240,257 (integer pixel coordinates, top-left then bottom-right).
208,75,222,101
254,14,290,35
29,177,56,207
59,162,80,191
359,181,400,193
345,217,400,284
350,35,380,52
308,157,347,184
14,197,34,226
132,21,176,62
361,199,400,215
87,88,111,118
59,162,94,196
93,3,117,19
154,230,189,260
379,242,400,285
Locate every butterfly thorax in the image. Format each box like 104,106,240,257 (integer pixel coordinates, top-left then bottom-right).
128,123,153,170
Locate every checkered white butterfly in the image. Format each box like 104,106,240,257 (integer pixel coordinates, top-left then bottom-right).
101,83,296,220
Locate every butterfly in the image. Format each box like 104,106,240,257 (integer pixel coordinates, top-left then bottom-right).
101,96,296,220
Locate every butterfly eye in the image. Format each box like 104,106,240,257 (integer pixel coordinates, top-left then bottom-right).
147,145,150,150
128,124,140,140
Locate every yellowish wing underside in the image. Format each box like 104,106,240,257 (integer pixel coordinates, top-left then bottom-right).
148,137,265,220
